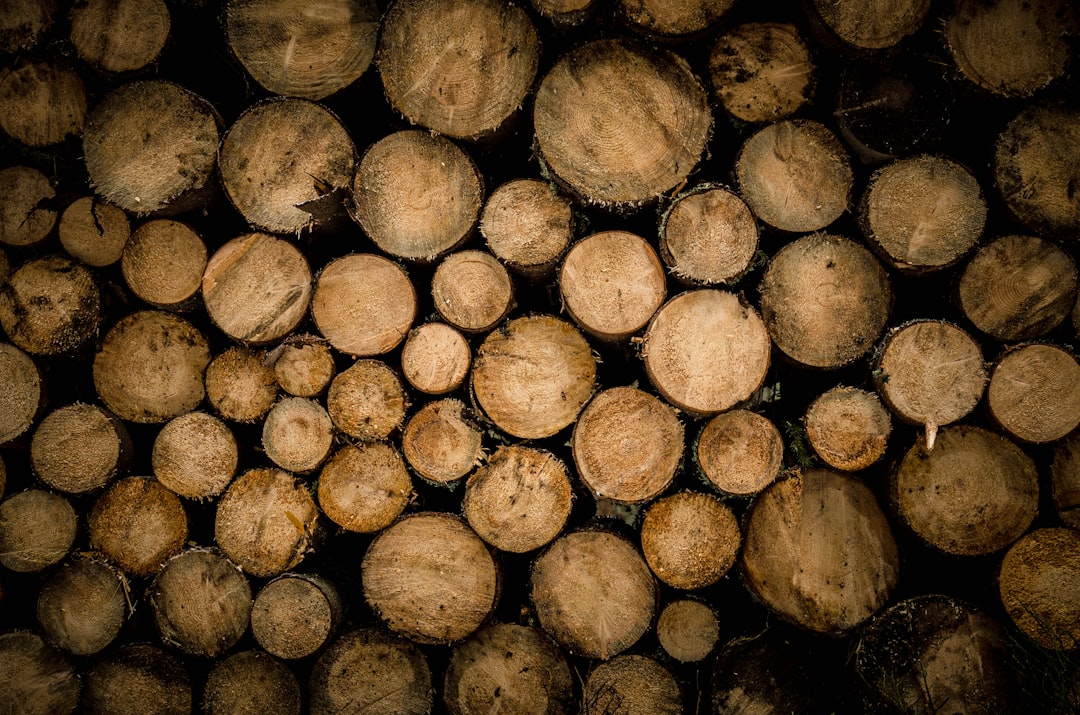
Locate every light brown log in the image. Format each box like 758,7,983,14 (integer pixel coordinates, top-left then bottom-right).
531,529,656,660
202,232,314,344
471,314,597,439
317,441,412,533
741,468,899,634
308,628,433,715
219,97,354,234
480,178,573,280
640,491,740,590
709,22,814,124
88,476,188,577
891,425,1038,556
695,408,783,496
656,599,719,663
958,234,1078,341
402,398,483,485
618,0,733,37
0,254,100,356
759,233,892,369
262,396,334,473
463,444,573,553
215,467,319,578
377,0,539,139
581,654,682,715
0,0,55,53
251,573,342,660
350,130,483,261
224,0,379,100
83,80,220,215
999,527,1080,651
205,345,279,424
533,38,711,206
121,219,207,311
432,250,513,333
0,165,55,247
271,335,335,397
642,288,771,416
808,0,930,49
987,343,1080,444
804,386,891,472
0,489,77,572
325,358,406,441
82,643,191,715
572,386,683,504
1051,429,1080,529
58,196,130,267
0,341,42,445
311,253,417,356
559,231,666,341
0,631,78,715
203,650,301,715
150,548,252,658
659,185,758,286
30,402,131,494
36,557,128,656
0,60,86,146
399,322,471,395
69,0,170,73
152,411,238,500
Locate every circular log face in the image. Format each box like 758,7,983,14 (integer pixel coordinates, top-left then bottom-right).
37,559,127,656
403,398,484,484
318,442,412,533
656,599,719,663
204,650,301,715
70,0,171,73
804,386,891,472
0,165,56,248
58,197,129,267
122,219,207,310
0,254,100,356
0,631,79,715
325,359,407,441
400,322,471,395
152,411,238,499
31,403,127,494
83,643,191,715
309,629,433,715
988,343,1080,443
696,409,783,496
251,574,339,660
1052,431,1080,529
0,342,41,445
0,0,56,54
640,491,740,590
811,0,931,49
582,655,682,714
89,476,188,577
0,61,87,147
533,38,711,206
481,178,573,277
999,527,1080,651
432,250,513,333
0,489,77,573
619,0,734,36
709,22,814,124
660,186,758,286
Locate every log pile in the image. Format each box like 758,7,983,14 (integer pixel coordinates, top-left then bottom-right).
0,0,1078,713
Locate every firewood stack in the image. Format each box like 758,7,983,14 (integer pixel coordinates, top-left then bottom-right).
0,0,1078,712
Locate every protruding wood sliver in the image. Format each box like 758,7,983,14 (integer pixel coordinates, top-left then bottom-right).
262,396,334,473
205,345,279,424
317,441,412,533
403,398,483,485
400,322,471,395
709,22,814,123
0,631,79,715
31,402,131,495
88,476,188,577
251,573,342,660
0,60,86,147
69,0,171,73
0,489,77,573
204,650,301,715
659,185,758,286
152,411,238,500
122,219,207,311
804,386,890,472
82,643,191,715
987,343,1080,444
58,196,130,267
656,599,719,663
432,249,513,333
1051,430,1080,529
617,0,734,37
325,358,406,441
999,527,1080,650
36,558,128,656
640,491,740,590
480,178,573,280
0,254,101,356
696,409,783,496
581,654,682,714
0,165,56,247
0,342,42,445
808,0,930,49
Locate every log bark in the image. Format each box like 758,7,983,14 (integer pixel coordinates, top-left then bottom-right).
36,557,128,656
402,397,484,485
656,598,719,663
581,654,682,715
640,491,740,590
999,527,1080,651
432,249,514,333
121,219,207,311
480,178,573,280
0,489,77,573
695,408,783,496
251,573,342,660
69,0,171,73
57,196,130,267
0,254,101,356
804,385,891,472
399,322,471,395
203,650,301,715
659,184,758,286
151,411,238,500
0,341,42,445
0,165,55,248
325,358,407,441
0,60,86,147
30,402,132,495
82,643,191,715
88,476,188,577
205,345,279,424
0,631,79,715
317,441,412,533
261,396,334,473
708,22,814,123
987,343,1080,444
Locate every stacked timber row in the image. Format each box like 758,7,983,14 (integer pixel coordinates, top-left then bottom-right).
0,0,1078,713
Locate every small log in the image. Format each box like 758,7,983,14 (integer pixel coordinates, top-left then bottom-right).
0,165,55,247
708,22,814,124
533,38,711,206
57,196,130,267
0,631,79,715
1051,429,1080,529
402,398,483,485
36,557,128,656
377,0,539,140
88,476,188,577
0,254,101,356
325,358,406,441
859,155,987,273
530,529,656,660
203,650,301,715
308,628,433,715
891,425,1038,556
958,234,1078,341
695,408,783,497
471,314,597,439
443,622,573,715
350,130,483,261
0,489,77,572
480,178,573,280
317,441,412,533
215,467,318,578
559,231,667,341
272,335,335,397
150,548,252,658
0,341,42,445
642,288,771,416
740,468,900,634
618,0,733,37
262,396,334,473
69,0,171,73
121,219,207,311
759,233,892,369
151,411,238,500
0,60,86,147
808,0,930,49
655,598,719,663
659,185,758,286
363,512,498,643
804,386,891,472
202,232,314,345
0,0,55,53
251,573,342,660
640,491,740,590
224,0,379,100
432,250,514,333
205,345,279,424
83,80,220,215
735,120,852,233
571,386,683,504
219,97,354,235
82,643,191,715
999,527,1080,650
399,322,471,395
987,343,1080,444
581,654,682,715
311,253,417,356
463,444,573,553
30,402,132,495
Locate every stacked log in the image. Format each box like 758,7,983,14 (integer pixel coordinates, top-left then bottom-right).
0,0,1078,713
